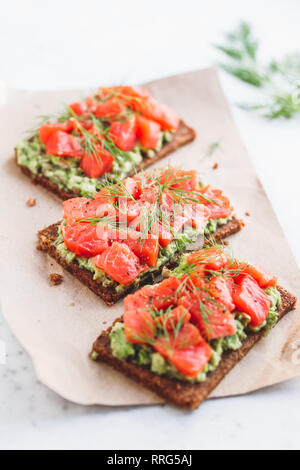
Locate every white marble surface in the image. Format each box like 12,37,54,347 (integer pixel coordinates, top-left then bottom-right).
1,0,300,450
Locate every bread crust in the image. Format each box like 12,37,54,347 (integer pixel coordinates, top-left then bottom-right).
38,217,242,305
92,286,297,408
16,120,196,200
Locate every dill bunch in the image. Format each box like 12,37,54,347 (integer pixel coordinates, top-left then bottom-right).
215,22,300,119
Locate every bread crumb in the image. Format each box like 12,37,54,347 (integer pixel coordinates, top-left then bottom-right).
240,220,245,228
26,198,36,207
212,163,219,170
49,273,64,286
223,241,229,246
245,211,250,217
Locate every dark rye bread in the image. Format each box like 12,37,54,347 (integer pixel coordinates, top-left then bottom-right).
38,217,242,305
16,120,196,200
92,286,297,409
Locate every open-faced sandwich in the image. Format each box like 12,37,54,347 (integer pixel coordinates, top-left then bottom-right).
16,86,195,199
91,245,297,408
38,167,242,304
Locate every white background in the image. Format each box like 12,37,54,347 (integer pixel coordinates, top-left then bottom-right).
1,0,300,450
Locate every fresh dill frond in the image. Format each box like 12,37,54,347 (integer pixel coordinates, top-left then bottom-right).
240,90,300,119
204,141,220,159
216,22,300,119
25,108,73,136
220,64,266,87
67,107,107,167
76,167,226,264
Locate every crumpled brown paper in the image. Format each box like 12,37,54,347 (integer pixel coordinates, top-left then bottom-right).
0,68,299,406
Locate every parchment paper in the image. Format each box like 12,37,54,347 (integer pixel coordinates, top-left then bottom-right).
1,68,299,406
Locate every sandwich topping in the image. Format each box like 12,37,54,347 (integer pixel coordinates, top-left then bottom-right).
53,167,233,290
16,86,180,197
105,246,281,382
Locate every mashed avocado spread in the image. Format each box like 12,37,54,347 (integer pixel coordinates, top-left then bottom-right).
16,131,172,198
106,285,281,383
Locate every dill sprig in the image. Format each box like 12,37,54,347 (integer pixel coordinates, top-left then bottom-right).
25,108,74,136
97,89,145,107
66,108,109,167
174,239,242,281
76,167,223,260
128,167,219,244
135,242,243,349
127,316,157,346
148,305,193,352
129,243,250,352
166,241,247,336
90,113,138,165
216,22,265,87
204,141,220,160
216,22,300,119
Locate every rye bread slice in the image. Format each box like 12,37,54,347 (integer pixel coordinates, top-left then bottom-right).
92,286,297,409
16,120,196,200
38,217,242,305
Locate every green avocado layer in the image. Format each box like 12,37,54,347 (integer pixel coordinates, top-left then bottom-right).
106,286,281,383
53,217,230,294
16,131,172,198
